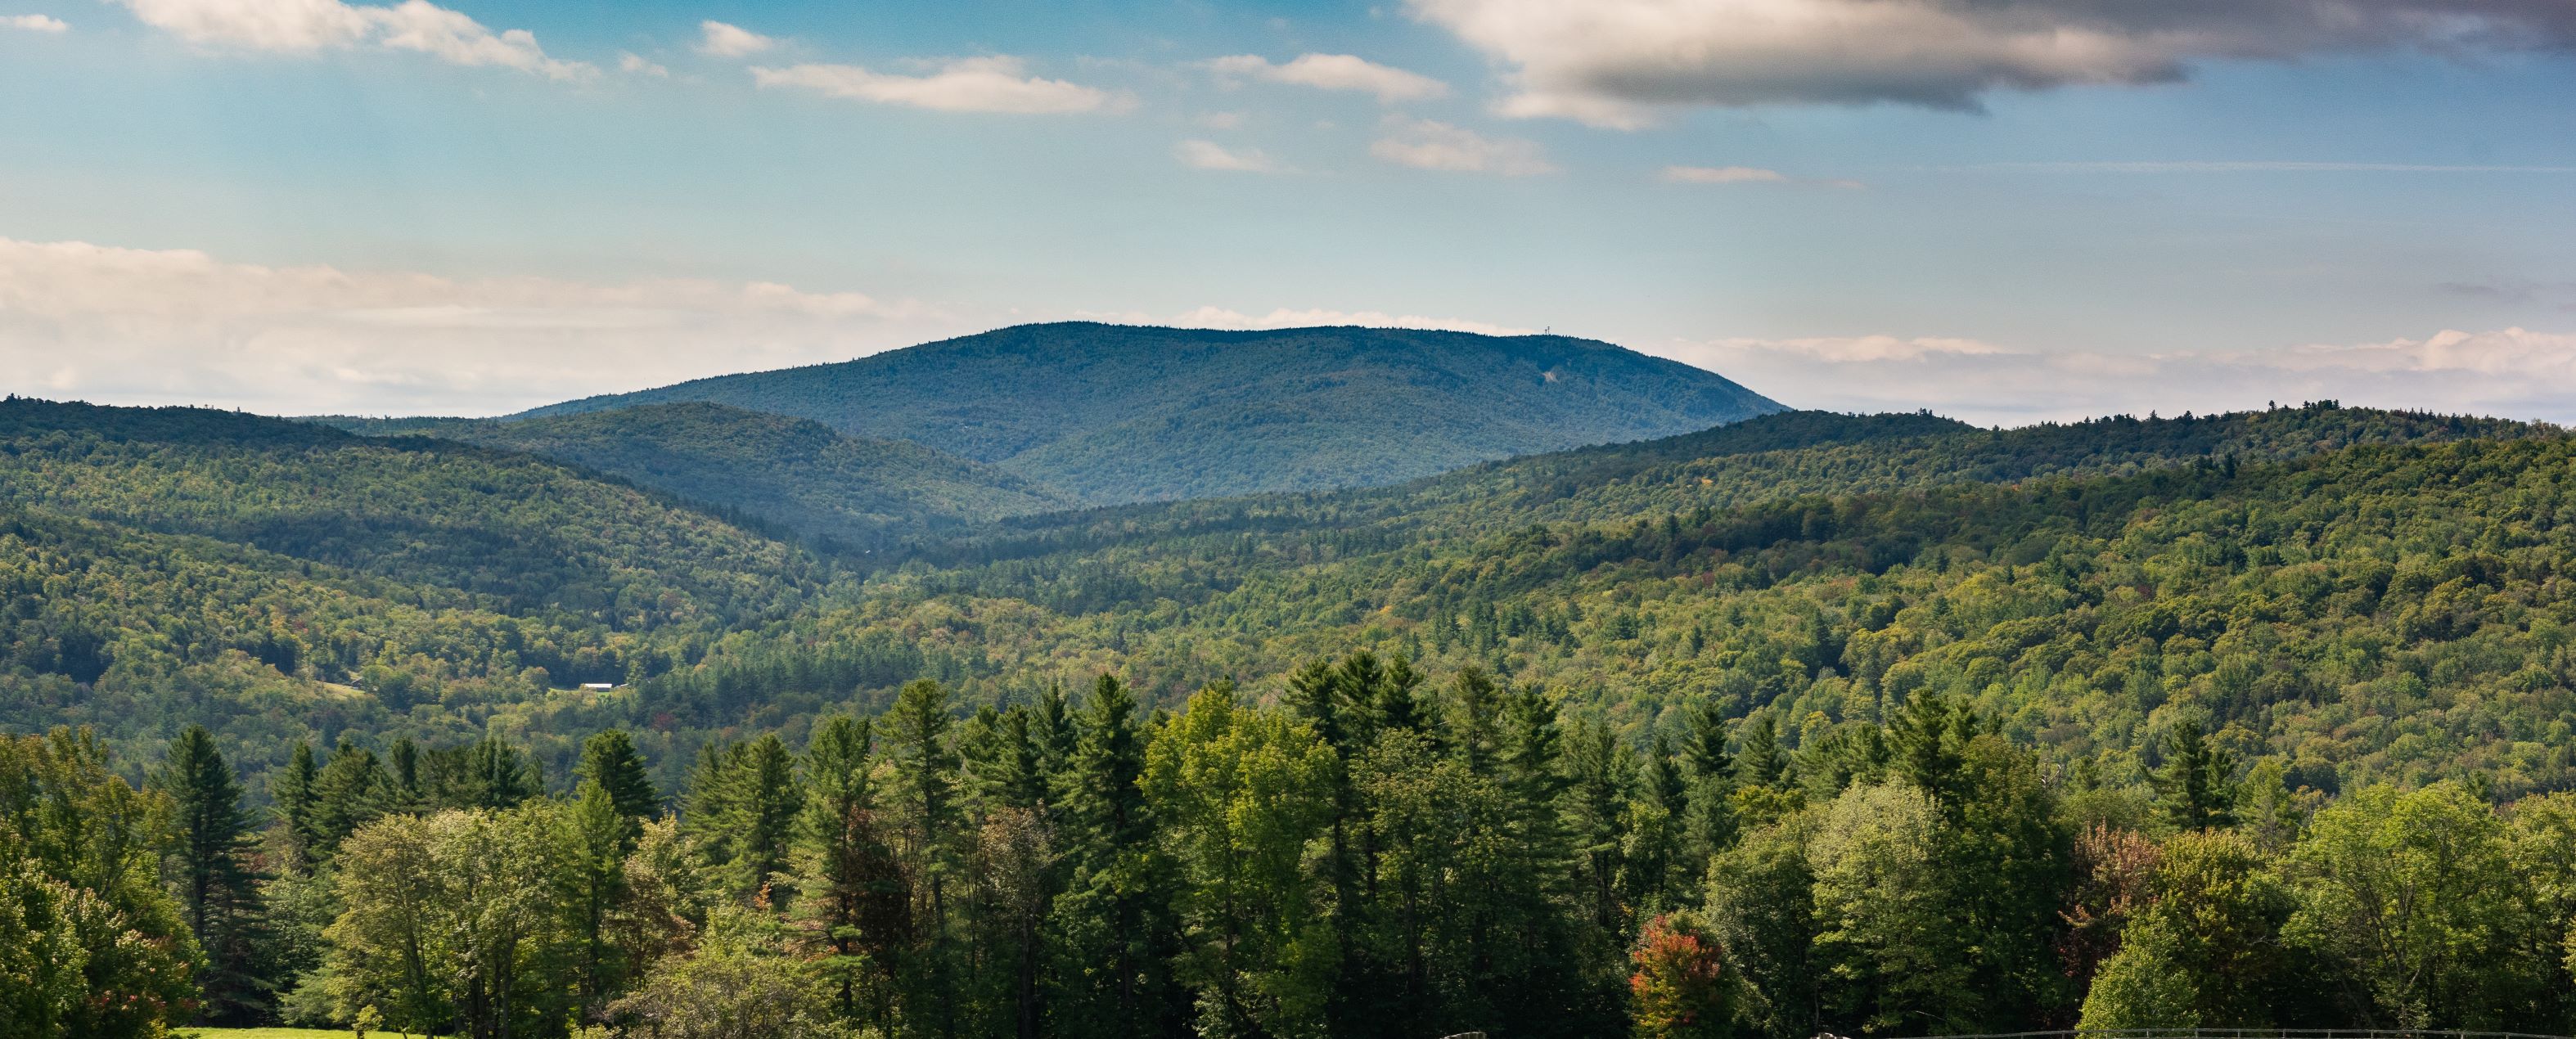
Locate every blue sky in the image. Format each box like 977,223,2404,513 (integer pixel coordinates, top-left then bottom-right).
4,0,2575,423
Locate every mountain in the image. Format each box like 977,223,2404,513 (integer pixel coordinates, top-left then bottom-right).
516,322,1787,505
316,402,1070,549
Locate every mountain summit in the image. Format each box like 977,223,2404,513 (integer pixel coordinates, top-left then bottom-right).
518,322,1784,505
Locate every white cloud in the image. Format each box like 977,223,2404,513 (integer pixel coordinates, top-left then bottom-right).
1074,306,1538,337
1203,52,1449,103
4,13,67,31
1406,0,2576,125
1369,116,1555,175
1663,165,1785,185
751,56,1119,114
1661,164,1865,189
112,0,592,79
0,236,953,415
1174,139,1289,173
618,51,667,77
1662,327,2576,425
695,20,772,58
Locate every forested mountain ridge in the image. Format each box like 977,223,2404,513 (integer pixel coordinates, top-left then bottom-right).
1,397,2554,798
314,402,1071,549
13,394,2576,1038
514,322,1787,504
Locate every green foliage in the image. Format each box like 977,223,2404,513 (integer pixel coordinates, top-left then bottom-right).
323,401,1071,550
601,904,853,1039
1145,681,1340,1037
2283,782,2551,1027
18,392,2576,1037
0,727,199,1038
321,803,584,1038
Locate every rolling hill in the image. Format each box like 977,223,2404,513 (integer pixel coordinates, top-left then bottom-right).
515,322,1787,504
5,396,2557,804
316,402,1070,549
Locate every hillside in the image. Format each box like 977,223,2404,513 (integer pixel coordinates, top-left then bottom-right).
0,398,859,784
317,403,1070,549
516,322,1786,504
5,397,2555,805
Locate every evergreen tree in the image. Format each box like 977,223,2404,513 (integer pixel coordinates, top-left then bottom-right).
1047,673,1183,1039
157,726,270,1024
386,736,424,813
791,713,908,1025
1032,681,1077,784
576,729,660,834
570,777,633,1007
421,736,540,812
884,679,970,1036
1448,666,1506,777
733,735,807,905
1621,734,1689,916
1680,701,1739,878
272,740,323,876
678,740,743,866
310,739,392,858
1373,654,1428,736
2156,720,2237,832
1736,713,1786,789
1565,717,1632,935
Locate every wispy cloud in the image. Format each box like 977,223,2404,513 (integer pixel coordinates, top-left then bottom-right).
696,20,773,58
618,52,668,77
1664,327,2576,425
0,236,950,415
752,56,1120,114
1202,53,1448,103
1077,306,1536,337
110,0,592,79
3,12,67,31
1174,139,1290,173
1661,164,1862,189
1370,116,1555,176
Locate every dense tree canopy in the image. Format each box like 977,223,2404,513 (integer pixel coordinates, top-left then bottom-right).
6,395,2576,1036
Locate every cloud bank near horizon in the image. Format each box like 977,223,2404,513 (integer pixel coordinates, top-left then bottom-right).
1671,329,2576,426
10,236,2576,426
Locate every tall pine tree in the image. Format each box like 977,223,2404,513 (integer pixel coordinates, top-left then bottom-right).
157,726,270,1024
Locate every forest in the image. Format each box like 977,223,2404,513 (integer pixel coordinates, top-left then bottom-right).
7,396,2576,1036
14,658,2576,1038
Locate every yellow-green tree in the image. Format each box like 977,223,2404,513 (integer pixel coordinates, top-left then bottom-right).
1146,681,1340,1039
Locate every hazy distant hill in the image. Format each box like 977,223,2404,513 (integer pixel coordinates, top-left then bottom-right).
516,322,1786,505
318,403,1070,549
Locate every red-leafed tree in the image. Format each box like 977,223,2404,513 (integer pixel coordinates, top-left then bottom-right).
1630,911,1739,1039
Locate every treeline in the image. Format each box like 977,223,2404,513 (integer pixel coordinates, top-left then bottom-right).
16,654,2576,1038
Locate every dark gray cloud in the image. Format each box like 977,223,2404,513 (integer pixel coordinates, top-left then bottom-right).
1407,0,2576,124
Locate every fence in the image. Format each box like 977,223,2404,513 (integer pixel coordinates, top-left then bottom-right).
1867,1031,2574,1039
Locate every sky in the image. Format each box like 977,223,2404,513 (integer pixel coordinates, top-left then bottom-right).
4,0,2576,425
